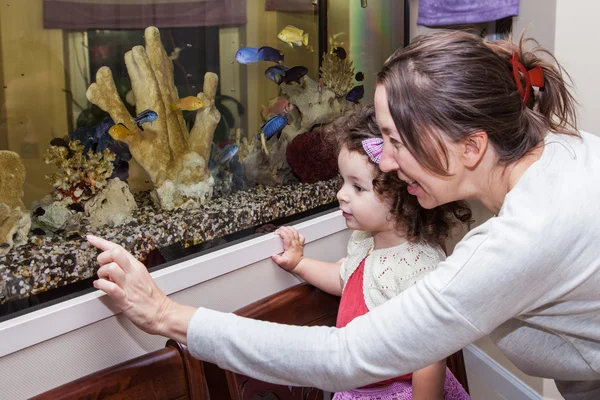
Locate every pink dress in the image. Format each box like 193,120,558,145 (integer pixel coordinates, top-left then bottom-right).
332,258,471,400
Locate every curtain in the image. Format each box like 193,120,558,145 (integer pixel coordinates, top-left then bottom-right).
44,0,246,29
417,0,518,26
265,0,316,13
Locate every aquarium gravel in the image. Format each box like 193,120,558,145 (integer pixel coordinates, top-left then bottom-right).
0,178,340,304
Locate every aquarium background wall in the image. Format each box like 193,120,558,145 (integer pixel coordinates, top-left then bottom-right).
0,0,406,318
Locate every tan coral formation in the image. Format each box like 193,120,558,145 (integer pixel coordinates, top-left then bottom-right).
0,151,31,255
86,26,219,210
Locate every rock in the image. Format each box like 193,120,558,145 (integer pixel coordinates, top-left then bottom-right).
37,200,75,231
85,178,137,228
152,152,215,210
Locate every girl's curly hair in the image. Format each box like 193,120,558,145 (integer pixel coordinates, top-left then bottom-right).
325,104,472,247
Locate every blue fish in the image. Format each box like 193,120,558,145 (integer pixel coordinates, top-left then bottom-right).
256,115,288,141
280,66,308,84
71,117,114,154
94,117,113,151
69,117,132,181
346,85,364,103
235,47,259,64
134,109,158,131
220,144,239,163
257,46,284,63
265,65,288,84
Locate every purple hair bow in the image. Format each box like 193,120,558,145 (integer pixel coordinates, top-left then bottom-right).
362,138,383,164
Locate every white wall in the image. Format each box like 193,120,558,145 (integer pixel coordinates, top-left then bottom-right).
554,0,600,134
411,0,600,398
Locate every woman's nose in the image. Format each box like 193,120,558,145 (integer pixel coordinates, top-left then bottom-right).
379,145,399,173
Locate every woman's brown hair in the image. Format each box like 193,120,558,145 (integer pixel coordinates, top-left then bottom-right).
376,30,578,176
327,105,472,248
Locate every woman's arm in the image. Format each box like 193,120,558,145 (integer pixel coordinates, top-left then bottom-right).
89,212,549,392
411,360,446,400
183,280,484,392
87,234,484,392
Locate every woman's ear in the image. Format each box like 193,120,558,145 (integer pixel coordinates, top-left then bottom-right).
461,131,488,168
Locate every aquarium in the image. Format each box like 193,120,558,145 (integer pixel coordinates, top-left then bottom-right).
0,0,407,320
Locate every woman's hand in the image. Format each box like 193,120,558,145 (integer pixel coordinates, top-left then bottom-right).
272,226,305,272
87,235,173,336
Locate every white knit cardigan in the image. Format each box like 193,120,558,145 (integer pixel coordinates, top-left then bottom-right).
339,230,446,310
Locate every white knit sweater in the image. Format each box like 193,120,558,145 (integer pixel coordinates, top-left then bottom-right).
340,230,446,310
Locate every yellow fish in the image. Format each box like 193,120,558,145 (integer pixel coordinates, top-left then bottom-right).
108,123,132,141
277,25,309,48
170,96,208,111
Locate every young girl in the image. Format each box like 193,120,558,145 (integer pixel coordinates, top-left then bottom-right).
272,105,472,400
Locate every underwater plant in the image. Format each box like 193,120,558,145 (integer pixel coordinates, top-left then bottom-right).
319,52,355,97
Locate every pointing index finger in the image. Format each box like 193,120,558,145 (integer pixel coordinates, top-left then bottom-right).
86,235,121,251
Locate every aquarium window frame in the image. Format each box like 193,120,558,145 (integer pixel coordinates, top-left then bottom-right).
0,210,347,358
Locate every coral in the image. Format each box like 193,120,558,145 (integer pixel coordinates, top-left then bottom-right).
208,139,245,196
44,140,115,203
242,76,357,187
86,26,219,210
237,137,258,163
242,137,298,187
286,130,339,184
320,53,355,97
84,178,137,228
0,151,31,255
70,117,133,182
279,76,355,142
0,151,27,211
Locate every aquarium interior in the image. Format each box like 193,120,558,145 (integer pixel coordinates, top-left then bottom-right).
0,0,408,319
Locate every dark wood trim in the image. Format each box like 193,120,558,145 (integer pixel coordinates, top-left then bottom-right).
220,283,339,400
448,350,470,394
168,339,210,400
31,341,209,399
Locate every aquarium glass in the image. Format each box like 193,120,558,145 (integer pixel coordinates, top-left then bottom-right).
0,0,406,319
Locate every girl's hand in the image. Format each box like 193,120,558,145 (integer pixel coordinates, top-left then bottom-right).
86,235,173,337
272,226,305,272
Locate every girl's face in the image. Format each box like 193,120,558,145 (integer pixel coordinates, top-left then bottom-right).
336,146,395,233
374,85,462,209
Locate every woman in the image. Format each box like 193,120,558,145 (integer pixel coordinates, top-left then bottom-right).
88,31,600,399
